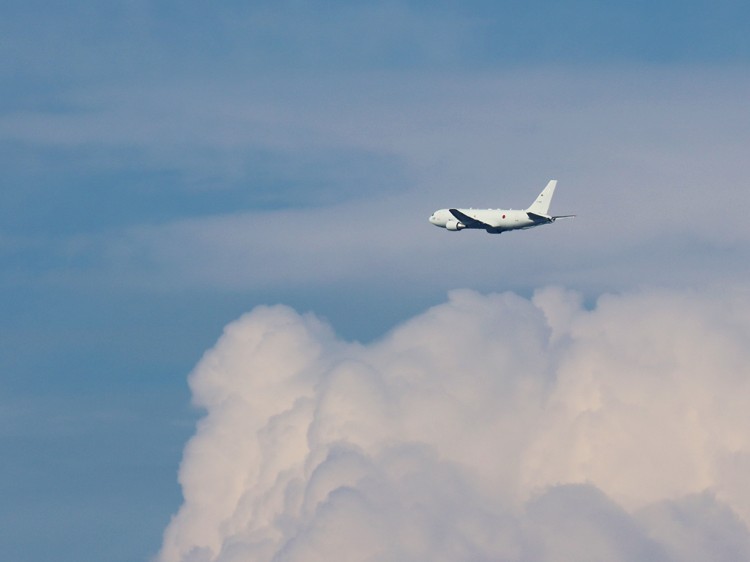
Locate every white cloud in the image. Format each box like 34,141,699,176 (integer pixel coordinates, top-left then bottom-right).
158,286,750,561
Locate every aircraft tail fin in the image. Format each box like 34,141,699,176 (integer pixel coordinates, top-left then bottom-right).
526,180,557,215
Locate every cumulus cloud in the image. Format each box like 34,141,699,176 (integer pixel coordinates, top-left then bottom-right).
159,286,750,562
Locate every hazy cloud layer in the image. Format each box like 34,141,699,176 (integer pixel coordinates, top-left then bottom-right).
160,286,750,561
6,67,747,300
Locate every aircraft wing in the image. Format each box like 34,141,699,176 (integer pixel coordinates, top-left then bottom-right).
449,209,492,229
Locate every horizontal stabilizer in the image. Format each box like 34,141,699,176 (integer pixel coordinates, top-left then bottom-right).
527,211,575,223
526,211,553,223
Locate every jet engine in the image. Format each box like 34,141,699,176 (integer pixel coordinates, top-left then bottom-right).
445,219,465,231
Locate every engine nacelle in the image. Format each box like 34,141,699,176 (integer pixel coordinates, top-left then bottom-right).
445,219,465,231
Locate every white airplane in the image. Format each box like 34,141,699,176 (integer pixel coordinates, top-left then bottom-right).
428,180,574,234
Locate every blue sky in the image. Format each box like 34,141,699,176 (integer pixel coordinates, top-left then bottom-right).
2,1,750,561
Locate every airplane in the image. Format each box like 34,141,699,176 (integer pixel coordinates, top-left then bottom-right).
428,180,574,234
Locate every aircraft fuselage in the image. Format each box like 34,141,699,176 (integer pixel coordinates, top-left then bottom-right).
428,208,548,234
428,180,573,234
